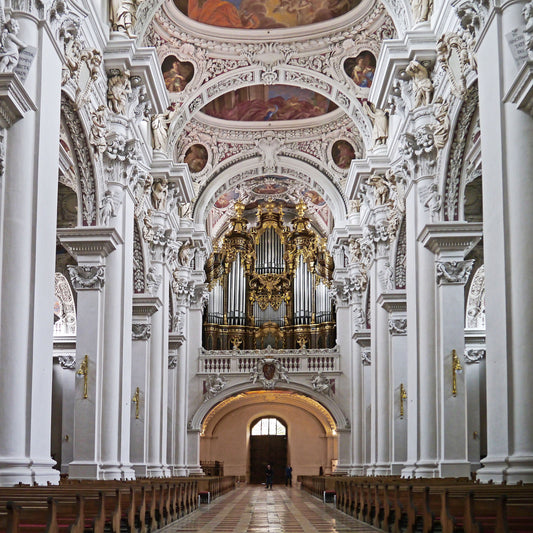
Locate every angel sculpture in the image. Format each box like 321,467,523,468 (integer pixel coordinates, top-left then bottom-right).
0,2,27,74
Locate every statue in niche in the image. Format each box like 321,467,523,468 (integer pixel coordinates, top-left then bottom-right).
99,190,116,225
433,97,450,150
90,105,108,154
367,173,391,206
107,69,132,115
363,101,388,147
405,60,433,107
411,0,433,23
151,177,168,211
0,7,27,74
151,103,178,153
110,0,144,38
178,240,194,267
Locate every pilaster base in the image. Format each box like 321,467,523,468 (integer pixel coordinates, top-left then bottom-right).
390,462,405,475
0,457,60,486
100,464,123,480
438,461,471,478
147,465,165,478
120,465,136,480
373,463,392,475
476,455,510,483
400,462,417,478
132,464,148,477
505,455,533,484
172,465,188,477
68,461,102,480
414,460,438,478
187,465,205,475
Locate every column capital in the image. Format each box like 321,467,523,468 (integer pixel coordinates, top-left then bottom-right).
132,324,151,340
0,73,36,128
57,227,123,260
388,318,407,335
132,294,162,316
418,222,483,256
436,259,475,285
67,264,105,291
377,291,407,313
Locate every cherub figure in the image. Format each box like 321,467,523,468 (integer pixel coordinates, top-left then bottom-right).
0,13,27,74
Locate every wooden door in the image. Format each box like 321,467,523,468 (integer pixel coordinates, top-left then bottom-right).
249,435,287,484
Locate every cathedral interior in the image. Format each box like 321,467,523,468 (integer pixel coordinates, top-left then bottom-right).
0,0,532,513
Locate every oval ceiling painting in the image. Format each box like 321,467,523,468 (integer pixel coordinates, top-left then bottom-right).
202,85,337,121
173,0,362,29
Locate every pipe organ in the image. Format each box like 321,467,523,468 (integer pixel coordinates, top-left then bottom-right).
204,200,335,350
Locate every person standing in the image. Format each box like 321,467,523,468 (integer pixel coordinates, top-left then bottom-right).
265,464,273,489
285,465,293,487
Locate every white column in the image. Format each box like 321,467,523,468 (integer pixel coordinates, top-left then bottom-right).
0,15,62,486
99,184,135,480
131,296,160,477
187,290,207,475
370,206,392,475
473,0,533,483
146,213,171,478
351,331,369,475
379,294,407,475
333,296,353,474
400,111,439,478
421,223,482,477
58,228,121,480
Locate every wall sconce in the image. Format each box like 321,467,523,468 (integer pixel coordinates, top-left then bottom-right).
77,355,89,399
452,349,463,397
132,387,140,419
400,383,407,419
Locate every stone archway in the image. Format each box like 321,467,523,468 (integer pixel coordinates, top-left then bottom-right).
199,390,338,481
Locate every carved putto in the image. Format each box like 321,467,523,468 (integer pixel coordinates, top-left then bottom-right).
0,8,27,74
204,374,226,401
311,372,333,395
367,173,392,206
405,60,433,107
178,240,194,267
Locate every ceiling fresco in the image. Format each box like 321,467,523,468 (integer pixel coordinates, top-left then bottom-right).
208,176,332,239
202,85,338,121
173,0,363,29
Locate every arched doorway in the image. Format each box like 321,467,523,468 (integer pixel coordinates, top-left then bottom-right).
249,417,287,484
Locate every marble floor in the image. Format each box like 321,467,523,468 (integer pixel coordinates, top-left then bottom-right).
162,485,381,533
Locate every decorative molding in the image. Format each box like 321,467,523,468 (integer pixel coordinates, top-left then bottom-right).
168,355,178,369
388,318,407,335
0,73,36,129
132,323,151,340
436,260,475,285
464,348,486,363
361,349,371,366
250,357,290,389
67,264,105,290
203,373,227,400
58,355,76,369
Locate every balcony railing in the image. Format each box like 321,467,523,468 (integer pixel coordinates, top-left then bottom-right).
198,345,340,375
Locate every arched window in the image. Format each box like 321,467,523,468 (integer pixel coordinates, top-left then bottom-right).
250,417,286,436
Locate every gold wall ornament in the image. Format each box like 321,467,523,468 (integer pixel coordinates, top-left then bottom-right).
230,337,243,350
452,349,463,397
77,354,89,399
297,336,307,349
400,383,407,419
132,387,140,419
